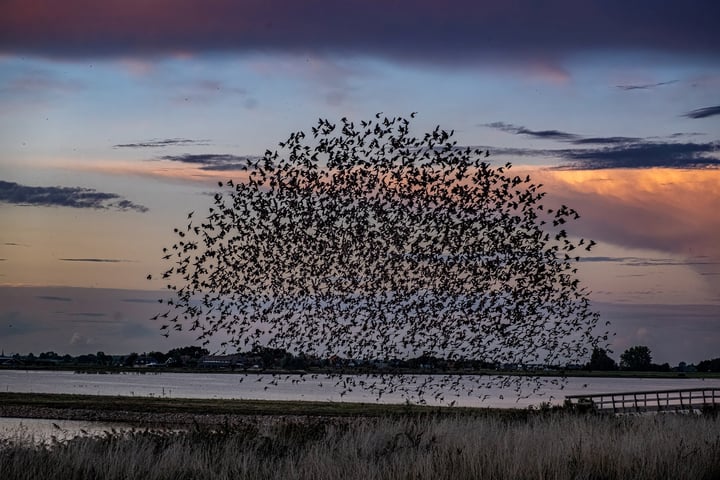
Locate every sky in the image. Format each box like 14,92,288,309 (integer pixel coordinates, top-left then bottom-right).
0,0,718,364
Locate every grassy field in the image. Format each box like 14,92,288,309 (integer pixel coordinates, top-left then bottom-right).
2,408,719,479
1,393,719,479
0,392,516,420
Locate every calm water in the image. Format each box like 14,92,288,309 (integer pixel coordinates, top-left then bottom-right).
2,369,717,409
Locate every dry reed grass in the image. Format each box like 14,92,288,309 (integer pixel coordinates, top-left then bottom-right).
2,412,719,479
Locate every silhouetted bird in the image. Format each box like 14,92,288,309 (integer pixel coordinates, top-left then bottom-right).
149,114,607,404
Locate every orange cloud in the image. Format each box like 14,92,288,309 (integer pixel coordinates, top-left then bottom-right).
534,168,720,257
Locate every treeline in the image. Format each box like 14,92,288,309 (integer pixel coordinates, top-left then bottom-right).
1,346,496,371
0,346,210,368
3,344,719,373
586,346,720,373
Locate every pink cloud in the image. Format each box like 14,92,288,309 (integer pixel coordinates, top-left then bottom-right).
532,168,720,258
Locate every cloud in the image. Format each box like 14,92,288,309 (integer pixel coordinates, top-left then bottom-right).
557,142,720,169
535,168,720,258
580,256,720,267
580,256,635,263
0,181,149,212
59,258,128,263
66,312,107,318
615,80,678,91
483,122,643,145
113,138,209,148
1,1,717,63
682,105,720,119
121,298,159,304
69,332,94,346
483,122,579,141
158,153,259,171
571,136,642,145
481,122,720,169
36,295,72,302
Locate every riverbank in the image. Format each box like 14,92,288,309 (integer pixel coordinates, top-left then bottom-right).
0,392,528,426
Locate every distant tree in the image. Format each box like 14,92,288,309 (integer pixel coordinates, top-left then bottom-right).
96,351,110,366
620,346,652,371
697,357,720,372
652,362,671,372
152,114,610,402
250,345,289,368
587,347,617,371
147,351,167,364
124,352,139,367
166,346,209,359
76,353,98,365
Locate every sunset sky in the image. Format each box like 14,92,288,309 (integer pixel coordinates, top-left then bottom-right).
1,1,718,364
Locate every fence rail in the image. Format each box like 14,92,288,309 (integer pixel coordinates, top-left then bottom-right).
565,387,720,414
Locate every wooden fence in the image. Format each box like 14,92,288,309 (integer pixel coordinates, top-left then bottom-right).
565,387,720,414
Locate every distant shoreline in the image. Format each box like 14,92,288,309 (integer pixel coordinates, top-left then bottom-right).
2,365,717,379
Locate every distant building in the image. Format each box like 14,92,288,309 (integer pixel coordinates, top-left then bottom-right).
0,354,20,366
198,354,245,369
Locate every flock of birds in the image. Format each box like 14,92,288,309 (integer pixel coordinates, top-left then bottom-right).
151,114,609,403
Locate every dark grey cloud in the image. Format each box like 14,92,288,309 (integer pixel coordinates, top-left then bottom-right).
472,141,720,169
579,256,720,271
625,258,720,267
1,1,717,63
483,122,579,141
121,298,158,304
158,153,259,171
483,122,640,145
682,106,720,119
558,141,720,169
571,136,642,145
579,256,635,263
0,181,148,212
59,258,128,263
481,122,720,169
68,319,124,326
113,138,209,148
36,295,72,302
616,80,678,90
66,312,107,318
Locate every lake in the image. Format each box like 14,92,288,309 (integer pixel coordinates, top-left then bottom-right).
1,369,717,409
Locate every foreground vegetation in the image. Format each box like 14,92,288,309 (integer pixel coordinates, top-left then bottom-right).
0,392,499,419
2,411,719,480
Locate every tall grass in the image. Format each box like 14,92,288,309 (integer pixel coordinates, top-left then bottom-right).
2,412,719,479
